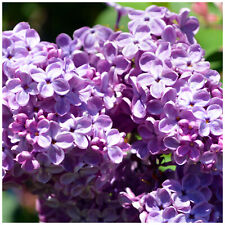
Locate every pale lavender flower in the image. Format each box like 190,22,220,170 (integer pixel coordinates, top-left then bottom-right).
193,104,223,136
30,62,70,98
15,151,40,172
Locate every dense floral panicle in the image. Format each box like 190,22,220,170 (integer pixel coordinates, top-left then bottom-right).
2,3,222,223
119,163,221,223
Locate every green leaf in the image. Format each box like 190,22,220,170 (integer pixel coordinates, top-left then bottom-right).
95,7,129,32
117,2,151,10
159,165,176,172
206,51,223,74
2,191,19,222
208,2,222,17
195,28,222,57
160,154,172,164
168,2,192,14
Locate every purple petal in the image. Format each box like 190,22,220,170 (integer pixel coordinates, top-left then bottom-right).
97,60,110,74
94,115,112,131
37,135,51,148
177,88,193,107
210,119,223,136
156,42,171,60
37,119,50,133
192,106,207,120
199,187,212,202
6,78,22,93
75,117,92,134
46,62,62,79
54,97,70,116
187,191,205,204
132,98,146,118
159,118,177,133
56,132,74,149
52,78,70,95
72,27,89,41
72,51,89,67
200,151,215,165
74,133,88,149
149,59,163,78
16,90,29,106
193,89,210,107
169,214,186,223
56,33,72,49
39,82,54,98
103,42,117,63
137,73,155,87
147,99,163,115
162,25,176,44
162,88,177,104
199,121,210,136
164,136,179,150
163,206,177,220
49,121,60,139
30,68,46,82
22,159,40,172
161,70,178,86
176,145,190,157
148,139,160,155
122,43,138,59
36,170,51,183
193,61,210,72
149,18,166,36
173,153,187,165
138,124,154,139
106,129,121,146
157,188,171,207
66,92,81,106
188,73,205,90
146,211,163,223
60,173,74,185
139,38,156,52
207,104,222,121
48,145,65,165
132,141,149,160
189,147,200,161
172,193,191,213
84,149,102,165
188,44,202,63
182,174,200,191
116,33,133,47
164,101,177,119
26,29,40,48
145,194,158,212
108,146,123,164
27,82,38,95
139,52,156,72
150,81,165,99
171,49,186,67
205,69,220,85
162,179,181,193
83,32,95,49
113,55,130,75
134,24,151,39
128,9,143,20
16,151,32,163
191,202,212,217
13,22,30,32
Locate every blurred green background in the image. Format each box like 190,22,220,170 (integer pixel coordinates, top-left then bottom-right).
2,2,223,222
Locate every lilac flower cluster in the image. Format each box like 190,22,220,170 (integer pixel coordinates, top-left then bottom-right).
119,163,222,223
2,3,222,223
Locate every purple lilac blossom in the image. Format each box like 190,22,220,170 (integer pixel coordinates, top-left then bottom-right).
2,3,222,223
